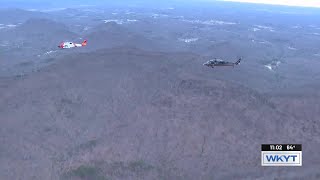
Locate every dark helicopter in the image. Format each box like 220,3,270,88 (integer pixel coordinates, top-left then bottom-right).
203,57,242,68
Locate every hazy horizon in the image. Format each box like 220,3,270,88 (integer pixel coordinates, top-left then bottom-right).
221,0,320,8
1,0,320,9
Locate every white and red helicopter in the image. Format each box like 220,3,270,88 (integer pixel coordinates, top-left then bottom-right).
58,39,87,49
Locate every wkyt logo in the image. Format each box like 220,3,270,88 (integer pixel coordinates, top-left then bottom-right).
261,144,302,166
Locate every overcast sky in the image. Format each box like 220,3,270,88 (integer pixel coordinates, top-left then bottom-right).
221,0,320,8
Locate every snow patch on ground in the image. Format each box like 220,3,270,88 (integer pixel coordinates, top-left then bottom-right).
251,39,271,45
288,46,297,50
44,50,57,55
6,24,17,28
184,19,237,25
103,19,124,24
0,24,18,30
103,19,138,24
252,28,260,32
163,7,175,10
0,41,9,47
254,25,274,32
127,19,138,22
83,26,91,31
258,40,271,44
176,16,184,19
264,64,273,71
264,61,281,71
38,50,58,57
178,38,199,43
151,13,169,18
